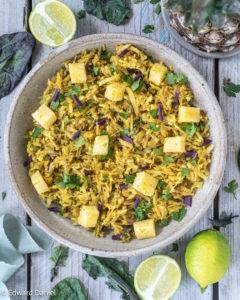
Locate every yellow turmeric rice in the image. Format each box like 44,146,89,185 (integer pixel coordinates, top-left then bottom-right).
25,44,213,242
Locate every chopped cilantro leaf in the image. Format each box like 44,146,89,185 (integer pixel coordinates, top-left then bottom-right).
142,24,155,34
74,136,85,148
181,123,197,139
125,174,136,184
56,173,82,189
171,207,187,221
135,200,153,220
224,179,238,199
181,167,189,177
162,189,173,200
167,73,188,85
149,109,158,118
149,123,160,132
153,147,163,155
223,79,240,97
164,156,175,163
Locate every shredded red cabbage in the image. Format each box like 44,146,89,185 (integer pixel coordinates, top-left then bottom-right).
119,183,129,190
72,94,83,107
202,138,212,146
139,165,149,171
84,169,94,176
52,88,60,102
174,90,180,104
71,130,80,141
112,234,122,240
48,206,60,213
183,196,192,206
120,135,133,144
23,155,32,167
158,103,164,121
133,195,140,209
96,117,108,126
97,202,103,212
185,150,197,159
118,48,129,58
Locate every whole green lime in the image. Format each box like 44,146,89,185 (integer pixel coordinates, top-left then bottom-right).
185,229,231,289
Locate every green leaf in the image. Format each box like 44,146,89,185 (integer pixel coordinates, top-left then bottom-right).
125,174,136,184
120,128,131,136
159,219,169,226
74,136,85,148
149,0,160,4
100,148,114,161
119,111,129,119
64,85,81,97
109,64,117,75
154,3,161,14
223,179,238,199
50,100,60,111
171,207,187,221
159,180,167,189
84,0,130,26
223,80,240,97
149,109,158,118
135,200,153,221
32,127,42,139
50,277,87,300
0,32,35,100
100,49,112,61
50,245,69,282
181,167,189,177
92,66,100,76
189,158,197,166
142,24,155,34
56,174,82,189
78,9,86,19
181,123,197,139
1,191,6,201
131,78,144,92
149,123,160,132
166,72,188,85
164,156,175,163
162,188,173,200
82,255,135,300
153,147,163,156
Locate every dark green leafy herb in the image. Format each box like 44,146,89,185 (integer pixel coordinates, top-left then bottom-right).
121,74,144,92
223,79,240,97
64,85,81,97
159,180,167,189
164,156,175,163
223,179,238,199
50,245,69,282
125,174,136,184
92,66,100,76
0,32,35,100
110,64,117,75
189,158,197,166
56,173,82,189
150,0,160,3
154,3,161,14
209,212,239,228
119,111,129,119
149,109,158,118
181,167,189,177
74,136,85,148
120,128,131,136
166,72,188,85
1,192,6,201
50,100,60,111
100,49,112,61
100,148,114,161
159,219,169,226
181,123,197,139
162,189,173,200
24,127,42,140
153,147,163,155
82,255,136,300
78,9,86,19
50,277,87,300
135,200,153,221
171,243,179,252
84,0,130,26
142,24,155,34
149,123,160,132
171,207,187,221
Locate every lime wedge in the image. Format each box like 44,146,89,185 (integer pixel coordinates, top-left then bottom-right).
29,0,76,47
134,255,181,300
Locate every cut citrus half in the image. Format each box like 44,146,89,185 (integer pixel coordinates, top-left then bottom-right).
134,255,181,300
29,0,76,47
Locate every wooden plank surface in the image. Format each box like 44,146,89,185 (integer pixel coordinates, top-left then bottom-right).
0,1,29,299
218,54,240,300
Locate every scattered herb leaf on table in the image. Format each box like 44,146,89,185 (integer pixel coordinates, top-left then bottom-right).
82,255,138,300
209,212,239,228
50,245,69,281
223,179,238,199
0,32,35,99
83,0,130,26
49,277,88,300
223,78,240,97
142,24,155,34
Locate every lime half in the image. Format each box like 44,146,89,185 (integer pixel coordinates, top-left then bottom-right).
29,0,76,47
134,255,181,300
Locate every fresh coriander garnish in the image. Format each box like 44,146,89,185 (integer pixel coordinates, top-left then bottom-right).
78,9,86,19
74,136,85,148
159,180,167,189
167,72,188,85
153,147,163,155
100,50,112,61
223,179,238,199
209,212,239,228
164,156,175,163
121,74,144,92
50,245,69,282
50,100,60,111
92,66,100,76
189,158,197,166
162,188,173,200
149,123,160,132
135,200,153,221
125,174,136,184
142,24,155,34
149,109,158,118
181,167,189,177
32,127,42,139
223,78,240,97
120,128,131,136
1,192,6,201
56,173,82,189
171,207,187,221
119,111,129,119
64,85,81,97
150,0,160,3
181,123,197,139
109,64,117,75
159,219,169,226
100,148,114,161
154,3,161,14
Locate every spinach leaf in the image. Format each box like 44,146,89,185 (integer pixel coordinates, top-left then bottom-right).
82,255,137,300
0,32,35,99
50,245,69,282
50,277,87,300
135,200,153,221
100,148,114,161
84,0,130,26
164,156,175,163
209,212,239,228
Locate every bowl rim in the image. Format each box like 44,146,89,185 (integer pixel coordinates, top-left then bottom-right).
4,33,227,257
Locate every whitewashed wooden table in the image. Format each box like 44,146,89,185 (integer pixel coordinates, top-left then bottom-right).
0,1,240,299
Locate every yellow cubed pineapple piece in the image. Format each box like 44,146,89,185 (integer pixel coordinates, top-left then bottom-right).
133,171,158,197
163,136,186,153
92,135,109,155
178,106,201,123
133,219,156,240
69,62,87,83
105,83,125,101
78,205,99,228
32,104,57,129
149,63,168,86
30,171,49,194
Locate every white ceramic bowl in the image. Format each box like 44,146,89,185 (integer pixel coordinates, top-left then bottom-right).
5,33,227,257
